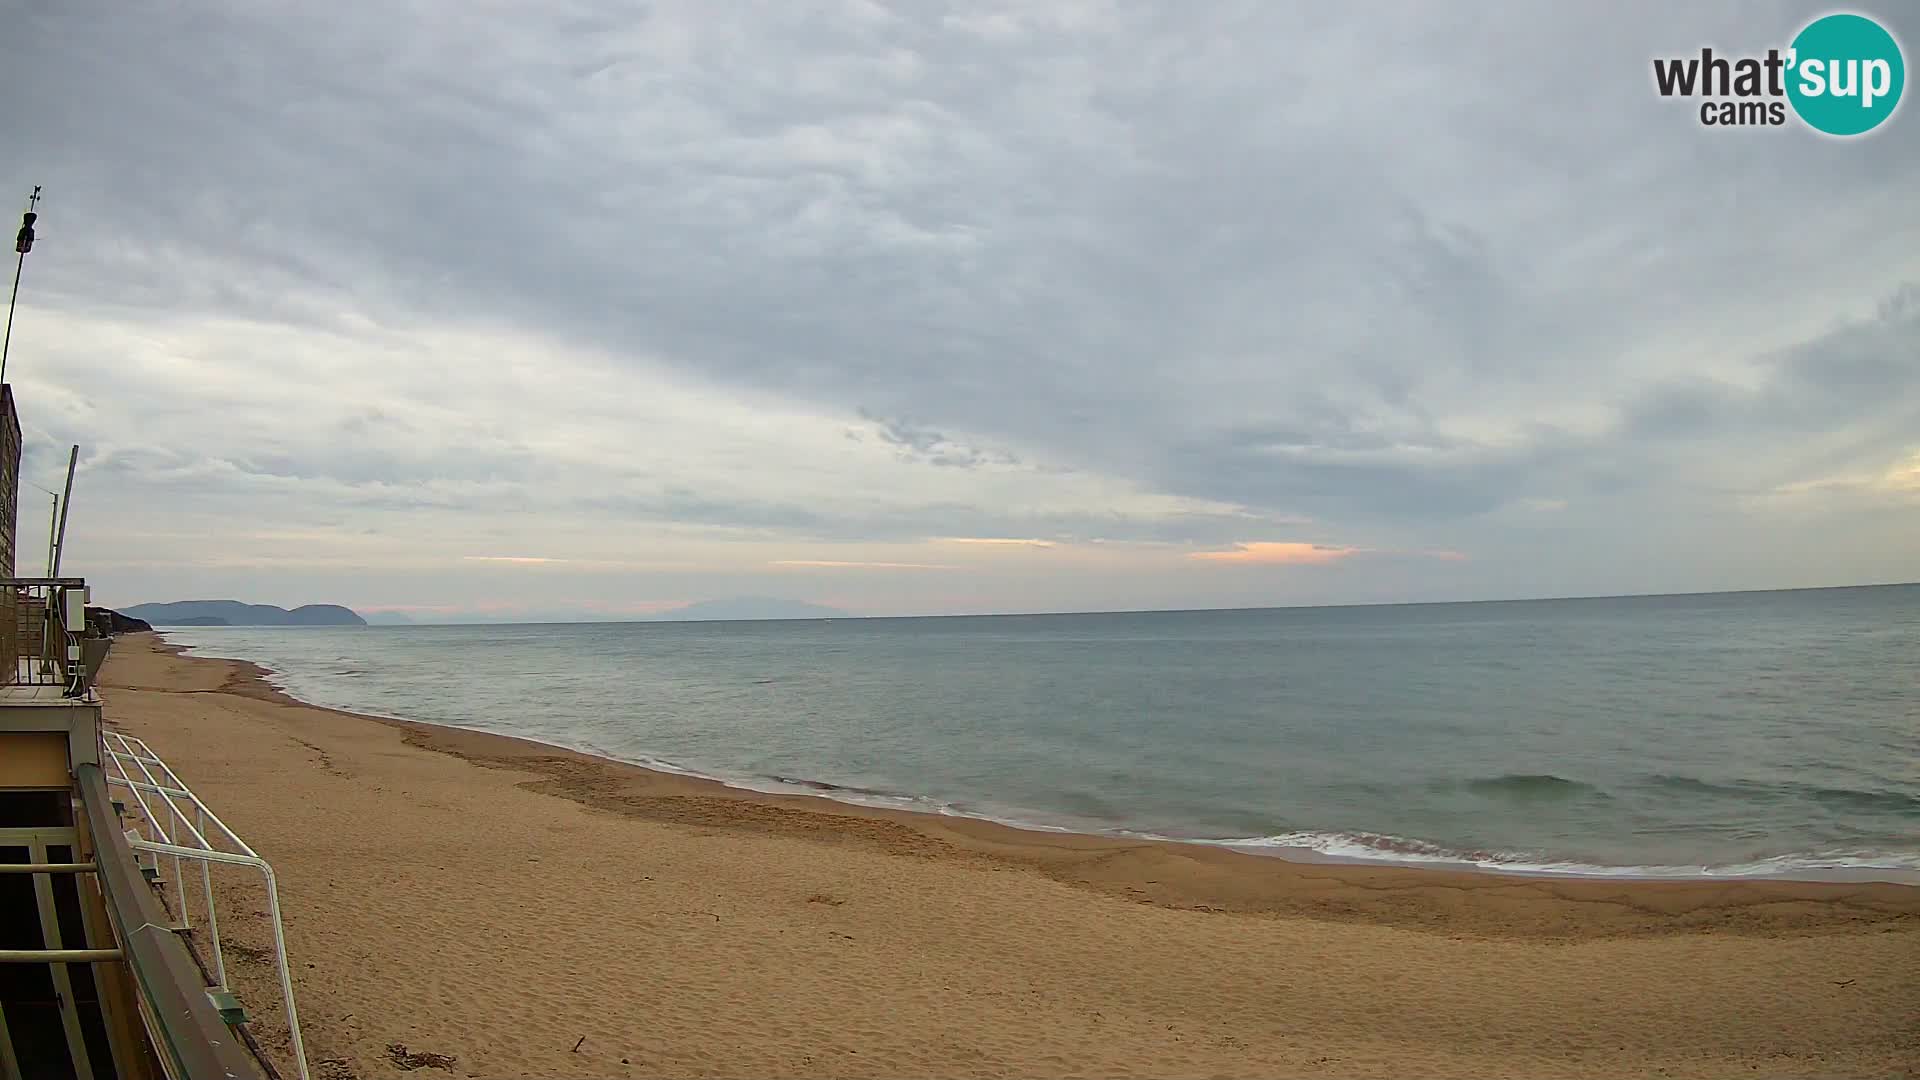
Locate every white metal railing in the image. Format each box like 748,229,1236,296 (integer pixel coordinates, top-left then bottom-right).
102,730,310,1080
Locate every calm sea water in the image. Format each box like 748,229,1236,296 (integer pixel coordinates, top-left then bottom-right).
159,587,1920,880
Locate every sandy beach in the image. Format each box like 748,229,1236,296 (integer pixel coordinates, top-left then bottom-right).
98,632,1918,1079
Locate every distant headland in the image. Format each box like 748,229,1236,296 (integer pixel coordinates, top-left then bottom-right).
121,597,850,626
120,600,368,627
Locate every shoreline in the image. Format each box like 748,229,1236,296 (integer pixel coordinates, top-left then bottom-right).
134,631,1919,934
161,630,1920,888
96,631,1920,1078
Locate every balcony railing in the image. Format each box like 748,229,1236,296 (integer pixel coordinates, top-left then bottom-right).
2,576,100,695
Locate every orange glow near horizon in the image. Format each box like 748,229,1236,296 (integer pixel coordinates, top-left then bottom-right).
1188,542,1360,566
772,559,960,570
1886,451,1920,492
463,555,565,565
936,537,1058,548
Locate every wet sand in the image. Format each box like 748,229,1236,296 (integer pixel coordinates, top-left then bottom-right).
99,632,1919,1078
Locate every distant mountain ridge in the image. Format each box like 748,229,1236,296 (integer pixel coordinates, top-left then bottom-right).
122,600,368,627
124,597,841,626
650,597,848,622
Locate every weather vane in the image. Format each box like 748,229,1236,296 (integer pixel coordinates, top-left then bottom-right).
3,185,43,386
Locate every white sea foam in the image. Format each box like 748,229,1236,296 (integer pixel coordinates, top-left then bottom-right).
1180,830,1920,881
157,627,1920,886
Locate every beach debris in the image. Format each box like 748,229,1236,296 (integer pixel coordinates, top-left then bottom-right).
683,909,721,922
1831,979,1855,987
385,1043,456,1071
571,1035,586,1053
226,941,274,965
806,892,846,906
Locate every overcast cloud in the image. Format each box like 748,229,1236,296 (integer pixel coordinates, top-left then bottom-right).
2,0,1915,619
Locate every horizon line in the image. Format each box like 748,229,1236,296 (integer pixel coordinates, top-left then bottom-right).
133,580,1918,627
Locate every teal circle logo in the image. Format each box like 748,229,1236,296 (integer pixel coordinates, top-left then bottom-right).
1787,13,1905,135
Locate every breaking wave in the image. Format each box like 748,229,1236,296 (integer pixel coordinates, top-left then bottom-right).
158,629,1920,884
1192,830,1920,879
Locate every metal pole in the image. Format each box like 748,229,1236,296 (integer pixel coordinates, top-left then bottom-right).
199,802,226,990
171,796,188,927
1,186,41,387
0,250,23,385
260,861,310,1078
51,444,76,577
0,948,124,963
38,494,58,679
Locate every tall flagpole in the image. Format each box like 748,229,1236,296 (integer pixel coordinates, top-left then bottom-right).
2,186,43,387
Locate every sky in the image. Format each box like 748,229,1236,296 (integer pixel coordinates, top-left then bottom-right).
1,1,1916,621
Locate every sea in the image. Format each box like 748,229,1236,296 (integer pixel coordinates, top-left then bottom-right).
158,585,1920,882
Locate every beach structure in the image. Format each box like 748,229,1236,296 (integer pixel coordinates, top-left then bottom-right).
0,192,296,1079
0,397,291,1078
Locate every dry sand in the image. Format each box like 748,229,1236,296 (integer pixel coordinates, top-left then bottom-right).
98,632,1918,1079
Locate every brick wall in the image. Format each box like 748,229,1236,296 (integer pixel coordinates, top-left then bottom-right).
1,385,19,681
0,384,18,576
